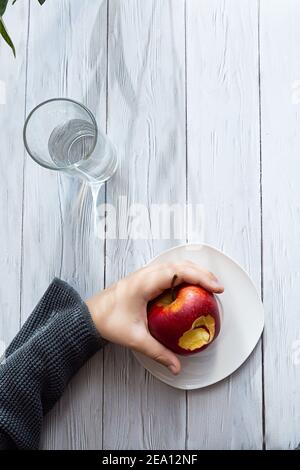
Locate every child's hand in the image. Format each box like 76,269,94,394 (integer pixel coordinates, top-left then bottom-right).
86,261,224,375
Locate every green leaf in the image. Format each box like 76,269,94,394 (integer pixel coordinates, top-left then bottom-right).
0,16,15,56
0,0,9,16
0,0,46,55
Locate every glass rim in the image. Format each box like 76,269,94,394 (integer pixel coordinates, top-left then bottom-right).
23,97,99,171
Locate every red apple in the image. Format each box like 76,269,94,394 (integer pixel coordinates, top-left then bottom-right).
147,283,221,355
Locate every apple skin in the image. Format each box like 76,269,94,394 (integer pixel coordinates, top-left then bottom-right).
147,283,221,355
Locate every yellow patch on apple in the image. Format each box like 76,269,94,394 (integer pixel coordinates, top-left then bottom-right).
178,315,215,351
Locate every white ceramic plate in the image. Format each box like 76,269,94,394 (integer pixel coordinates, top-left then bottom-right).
133,243,264,390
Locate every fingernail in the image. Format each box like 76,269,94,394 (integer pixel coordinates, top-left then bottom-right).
168,364,178,375
212,280,223,290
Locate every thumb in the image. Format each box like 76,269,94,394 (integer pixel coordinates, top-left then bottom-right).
137,334,181,375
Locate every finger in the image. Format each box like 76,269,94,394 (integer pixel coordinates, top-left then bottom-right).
174,263,224,292
142,261,224,301
136,334,181,375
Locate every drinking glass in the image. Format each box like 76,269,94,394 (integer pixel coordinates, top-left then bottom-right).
23,98,118,183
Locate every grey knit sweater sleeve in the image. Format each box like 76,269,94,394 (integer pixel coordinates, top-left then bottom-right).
0,279,105,450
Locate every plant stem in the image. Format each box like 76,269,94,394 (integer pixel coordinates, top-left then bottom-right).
171,274,178,301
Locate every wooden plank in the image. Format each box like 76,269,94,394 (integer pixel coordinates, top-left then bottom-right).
186,0,263,449
260,0,300,450
103,0,187,449
21,0,108,449
0,3,28,352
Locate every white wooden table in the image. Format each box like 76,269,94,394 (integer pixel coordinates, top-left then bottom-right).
0,0,299,450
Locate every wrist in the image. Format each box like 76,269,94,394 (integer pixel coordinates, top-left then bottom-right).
86,288,114,340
